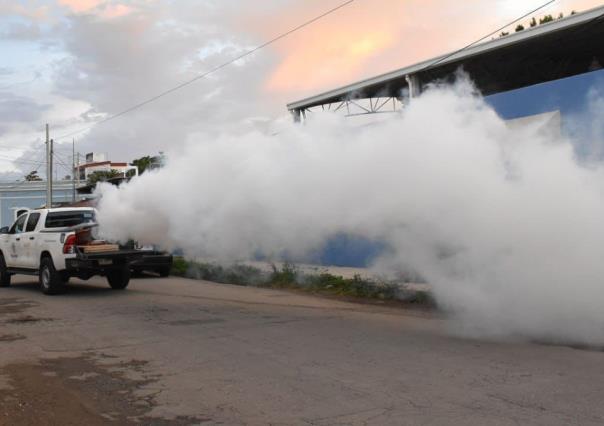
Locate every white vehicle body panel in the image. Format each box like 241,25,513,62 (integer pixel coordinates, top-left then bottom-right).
0,208,94,272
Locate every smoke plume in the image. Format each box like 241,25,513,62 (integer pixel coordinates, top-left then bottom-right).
96,80,604,346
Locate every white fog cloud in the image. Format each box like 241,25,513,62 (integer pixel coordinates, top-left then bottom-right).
96,80,604,346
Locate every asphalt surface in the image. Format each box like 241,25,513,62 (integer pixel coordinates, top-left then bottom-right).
1,275,604,425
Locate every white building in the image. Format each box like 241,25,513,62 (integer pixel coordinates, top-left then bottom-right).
76,152,138,181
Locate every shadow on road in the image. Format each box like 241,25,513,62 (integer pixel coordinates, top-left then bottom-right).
7,281,117,297
131,270,163,279
6,271,167,297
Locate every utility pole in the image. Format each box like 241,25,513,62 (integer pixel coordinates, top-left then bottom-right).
45,124,51,208
72,139,76,203
76,152,80,186
49,138,54,207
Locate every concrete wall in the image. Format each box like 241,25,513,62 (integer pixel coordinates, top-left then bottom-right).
0,183,76,228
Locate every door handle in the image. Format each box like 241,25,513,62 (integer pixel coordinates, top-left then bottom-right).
29,237,35,240
15,237,20,241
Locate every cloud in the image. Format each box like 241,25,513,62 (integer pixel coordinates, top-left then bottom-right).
1,0,603,166
261,0,604,96
0,93,49,129
58,0,134,18
0,1,49,22
59,0,104,13
46,1,284,160
1,22,42,40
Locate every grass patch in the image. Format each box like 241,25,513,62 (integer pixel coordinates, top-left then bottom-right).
170,257,432,306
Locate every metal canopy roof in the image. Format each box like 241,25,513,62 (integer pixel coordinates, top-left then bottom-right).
287,5,604,112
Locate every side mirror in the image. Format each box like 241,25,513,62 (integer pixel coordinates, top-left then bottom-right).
0,227,9,234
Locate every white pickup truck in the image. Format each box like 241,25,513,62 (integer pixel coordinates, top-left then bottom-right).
0,207,147,295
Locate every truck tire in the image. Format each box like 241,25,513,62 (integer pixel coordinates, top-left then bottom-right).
39,256,67,295
157,266,170,278
0,254,11,287
107,267,130,290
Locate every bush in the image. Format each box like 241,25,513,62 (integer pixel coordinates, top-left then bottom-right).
268,262,298,288
303,273,398,299
171,257,189,277
169,258,429,305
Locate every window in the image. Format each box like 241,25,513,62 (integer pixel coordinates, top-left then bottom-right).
25,213,41,232
9,214,28,234
44,210,96,228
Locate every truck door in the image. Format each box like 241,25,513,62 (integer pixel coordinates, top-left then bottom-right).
21,212,41,269
5,214,28,268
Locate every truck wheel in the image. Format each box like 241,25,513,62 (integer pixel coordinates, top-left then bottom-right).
107,267,130,290
157,266,170,278
39,257,67,295
0,254,11,287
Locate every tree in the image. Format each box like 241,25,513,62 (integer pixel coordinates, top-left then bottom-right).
530,17,537,27
87,169,123,186
131,156,154,175
499,31,509,37
515,24,525,32
539,14,554,24
25,170,42,181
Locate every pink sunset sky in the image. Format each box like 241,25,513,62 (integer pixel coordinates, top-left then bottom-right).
0,0,602,173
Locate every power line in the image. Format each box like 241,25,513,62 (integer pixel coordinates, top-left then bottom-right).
0,155,45,166
0,154,46,189
53,153,73,174
0,144,47,166
425,0,557,70
54,0,356,141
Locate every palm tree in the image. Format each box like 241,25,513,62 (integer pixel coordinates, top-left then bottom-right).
131,156,154,175
24,170,42,181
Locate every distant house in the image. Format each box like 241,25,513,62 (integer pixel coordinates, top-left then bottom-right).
76,152,138,181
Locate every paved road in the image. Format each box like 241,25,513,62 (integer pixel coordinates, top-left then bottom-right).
1,275,603,425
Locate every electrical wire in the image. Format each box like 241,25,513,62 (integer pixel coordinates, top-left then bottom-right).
424,0,558,70
54,0,356,142
0,155,46,166
52,153,74,175
0,153,46,189
0,143,47,166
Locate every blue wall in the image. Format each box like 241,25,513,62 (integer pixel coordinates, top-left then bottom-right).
485,68,604,120
0,189,74,227
317,69,604,267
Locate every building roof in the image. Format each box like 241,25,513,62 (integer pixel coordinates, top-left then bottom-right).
288,5,604,111
78,161,128,168
0,180,76,193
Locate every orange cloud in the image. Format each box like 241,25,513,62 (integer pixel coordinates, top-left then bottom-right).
260,0,604,98
267,30,395,93
59,0,103,13
58,0,134,18
100,3,133,18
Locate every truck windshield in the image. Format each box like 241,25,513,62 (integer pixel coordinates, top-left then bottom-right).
45,210,96,228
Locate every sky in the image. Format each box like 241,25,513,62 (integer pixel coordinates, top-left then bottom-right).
0,0,602,179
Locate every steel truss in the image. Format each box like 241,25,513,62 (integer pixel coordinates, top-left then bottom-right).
298,96,404,120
